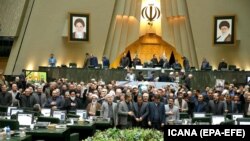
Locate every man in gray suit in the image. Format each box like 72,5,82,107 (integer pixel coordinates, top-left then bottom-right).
133,96,149,128
101,93,118,127
8,83,20,107
165,98,180,124
118,92,134,129
33,86,47,108
207,93,225,115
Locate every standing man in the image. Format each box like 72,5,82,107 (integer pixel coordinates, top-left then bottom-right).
133,96,149,128
64,90,83,111
148,95,165,130
218,59,228,70
102,56,110,68
101,94,118,127
18,88,37,108
0,84,12,106
132,54,142,68
9,83,20,106
182,56,190,71
207,93,225,115
118,92,134,129
89,54,99,68
83,53,90,68
120,53,130,68
165,98,180,124
48,53,57,67
33,86,47,108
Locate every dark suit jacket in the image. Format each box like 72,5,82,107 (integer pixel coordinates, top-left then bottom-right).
45,96,64,110
19,95,38,108
147,102,165,124
218,62,228,70
90,56,98,67
120,57,130,68
0,92,12,106
194,101,207,112
64,98,83,111
207,100,225,115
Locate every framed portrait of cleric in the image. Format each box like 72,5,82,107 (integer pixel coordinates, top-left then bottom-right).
213,15,236,45
68,13,89,41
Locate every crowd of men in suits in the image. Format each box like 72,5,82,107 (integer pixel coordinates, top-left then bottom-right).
0,73,250,130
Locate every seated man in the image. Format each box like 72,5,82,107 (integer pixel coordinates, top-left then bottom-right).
132,54,142,68
200,58,210,70
218,59,228,70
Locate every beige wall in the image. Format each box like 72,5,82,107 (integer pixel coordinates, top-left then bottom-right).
4,0,250,75
187,0,250,70
0,0,27,36
5,0,115,75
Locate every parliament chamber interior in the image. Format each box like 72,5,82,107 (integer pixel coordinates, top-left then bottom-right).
0,0,250,140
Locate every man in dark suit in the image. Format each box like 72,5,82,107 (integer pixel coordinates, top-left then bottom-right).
207,93,225,115
89,54,98,67
102,56,110,68
45,90,64,110
200,58,210,70
132,54,142,68
83,53,90,68
18,88,38,108
0,84,12,106
150,54,159,66
218,59,228,70
64,90,83,111
182,56,190,71
147,94,165,130
194,95,207,112
120,53,130,68
133,96,149,128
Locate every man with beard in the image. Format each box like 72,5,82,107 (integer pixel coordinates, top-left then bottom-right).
101,93,118,127
18,88,37,108
45,90,64,110
86,94,101,116
33,85,47,108
64,90,83,111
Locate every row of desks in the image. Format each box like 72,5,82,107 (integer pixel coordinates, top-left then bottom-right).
7,121,111,141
